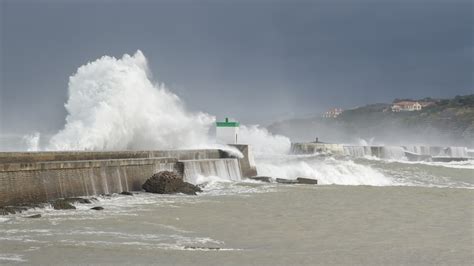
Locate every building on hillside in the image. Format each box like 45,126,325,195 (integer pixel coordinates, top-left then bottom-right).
391,101,422,112
216,117,239,144
419,101,436,108
322,108,343,118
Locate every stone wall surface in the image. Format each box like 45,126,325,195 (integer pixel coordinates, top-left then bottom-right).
230,144,258,177
0,158,178,206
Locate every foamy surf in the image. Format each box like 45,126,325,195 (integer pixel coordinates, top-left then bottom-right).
256,155,395,186
0,193,244,256
194,175,278,196
0,254,27,263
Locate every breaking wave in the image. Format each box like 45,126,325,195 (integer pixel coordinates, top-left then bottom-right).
239,125,291,155
49,51,214,151
46,50,289,156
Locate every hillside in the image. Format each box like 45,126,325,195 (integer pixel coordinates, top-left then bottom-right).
268,95,474,147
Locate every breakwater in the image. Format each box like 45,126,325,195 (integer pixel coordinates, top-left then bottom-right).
0,147,256,206
291,142,474,161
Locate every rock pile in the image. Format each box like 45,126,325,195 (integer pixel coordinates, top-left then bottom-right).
51,197,94,210
248,176,272,183
276,177,318,184
51,199,76,210
142,171,202,195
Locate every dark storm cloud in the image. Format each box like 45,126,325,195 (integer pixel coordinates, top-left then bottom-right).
0,0,472,134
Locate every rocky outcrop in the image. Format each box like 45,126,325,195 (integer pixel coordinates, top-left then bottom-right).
296,177,318,184
184,246,221,250
120,191,134,196
0,204,45,215
142,171,202,195
276,177,318,184
26,214,41,218
66,198,92,204
0,197,95,215
50,197,95,210
0,206,27,215
51,199,76,210
90,206,104,211
276,178,299,184
248,176,272,183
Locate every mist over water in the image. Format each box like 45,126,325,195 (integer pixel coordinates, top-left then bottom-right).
238,125,291,155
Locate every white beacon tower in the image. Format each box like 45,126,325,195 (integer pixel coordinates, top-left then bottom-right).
216,117,239,144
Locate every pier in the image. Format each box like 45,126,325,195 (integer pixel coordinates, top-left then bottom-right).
0,145,257,206
291,142,474,162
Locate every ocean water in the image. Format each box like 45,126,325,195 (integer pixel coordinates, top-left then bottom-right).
1,156,473,265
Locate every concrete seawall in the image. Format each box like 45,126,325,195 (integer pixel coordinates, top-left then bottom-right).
292,142,474,161
291,142,345,155
0,149,228,164
0,157,179,206
230,144,258,177
0,146,257,206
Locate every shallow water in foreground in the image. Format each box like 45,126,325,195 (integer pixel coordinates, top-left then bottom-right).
1,184,472,265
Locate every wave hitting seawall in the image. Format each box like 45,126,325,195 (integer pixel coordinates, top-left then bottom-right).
0,147,256,206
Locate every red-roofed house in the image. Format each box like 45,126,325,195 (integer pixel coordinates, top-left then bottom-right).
323,108,343,118
391,101,422,112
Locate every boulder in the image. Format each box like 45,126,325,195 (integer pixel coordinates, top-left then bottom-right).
184,246,221,250
276,178,299,184
248,176,272,183
296,177,318,184
1,205,44,215
65,198,92,204
14,206,29,212
120,191,134,196
0,207,17,215
142,171,202,195
90,206,104,211
26,214,41,218
51,199,76,210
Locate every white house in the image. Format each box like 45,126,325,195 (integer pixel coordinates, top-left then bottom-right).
391,101,422,112
322,108,343,118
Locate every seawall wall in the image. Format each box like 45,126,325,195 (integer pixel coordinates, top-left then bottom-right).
0,149,228,164
230,144,258,177
0,147,256,207
0,157,179,206
291,142,345,155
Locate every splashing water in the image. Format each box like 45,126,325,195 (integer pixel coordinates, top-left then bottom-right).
46,50,289,155
49,51,215,151
238,125,291,155
22,132,40,151
256,155,395,186
357,137,375,146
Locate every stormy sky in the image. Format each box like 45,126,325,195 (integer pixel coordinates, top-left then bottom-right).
1,0,473,135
